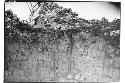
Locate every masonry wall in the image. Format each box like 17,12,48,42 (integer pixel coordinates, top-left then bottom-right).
4,32,120,82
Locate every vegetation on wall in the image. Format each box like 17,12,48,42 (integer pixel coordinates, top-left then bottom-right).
5,2,120,71
5,2,120,47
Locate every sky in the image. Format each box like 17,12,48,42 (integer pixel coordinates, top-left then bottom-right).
5,2,120,22
5,2,31,21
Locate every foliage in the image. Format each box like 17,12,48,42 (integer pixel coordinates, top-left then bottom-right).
35,2,80,30
89,17,120,48
5,2,120,50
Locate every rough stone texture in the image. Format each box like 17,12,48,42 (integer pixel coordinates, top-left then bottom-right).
4,32,120,82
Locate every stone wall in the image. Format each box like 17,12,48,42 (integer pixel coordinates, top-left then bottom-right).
4,32,120,82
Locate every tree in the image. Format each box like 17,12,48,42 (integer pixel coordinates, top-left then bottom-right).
33,2,80,30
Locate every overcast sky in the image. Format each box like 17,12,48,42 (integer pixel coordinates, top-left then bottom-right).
5,2,120,22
